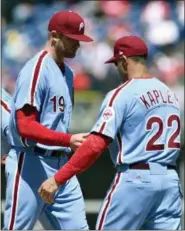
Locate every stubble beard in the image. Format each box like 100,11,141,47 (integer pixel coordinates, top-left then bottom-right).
55,42,65,63
57,40,77,59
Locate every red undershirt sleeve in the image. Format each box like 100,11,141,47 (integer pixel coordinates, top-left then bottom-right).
54,133,111,184
16,104,72,147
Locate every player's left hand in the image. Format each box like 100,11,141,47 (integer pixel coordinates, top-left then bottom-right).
38,177,60,204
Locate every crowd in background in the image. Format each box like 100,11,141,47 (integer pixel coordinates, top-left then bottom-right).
2,0,184,132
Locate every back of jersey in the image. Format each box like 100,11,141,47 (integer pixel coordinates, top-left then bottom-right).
121,77,180,165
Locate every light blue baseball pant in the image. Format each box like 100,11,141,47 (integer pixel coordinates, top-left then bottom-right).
4,149,88,230
96,162,183,230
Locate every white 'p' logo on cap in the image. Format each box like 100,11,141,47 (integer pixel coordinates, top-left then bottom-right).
79,22,84,31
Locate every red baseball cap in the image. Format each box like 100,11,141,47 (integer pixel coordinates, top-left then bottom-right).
105,35,148,63
48,10,93,42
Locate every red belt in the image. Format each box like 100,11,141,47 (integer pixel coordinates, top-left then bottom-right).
129,163,176,170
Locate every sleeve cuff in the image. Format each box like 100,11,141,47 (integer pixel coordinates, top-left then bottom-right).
54,170,64,185
61,133,72,147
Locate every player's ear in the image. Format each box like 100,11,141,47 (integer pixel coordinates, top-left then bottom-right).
121,55,127,63
121,55,128,67
50,30,60,45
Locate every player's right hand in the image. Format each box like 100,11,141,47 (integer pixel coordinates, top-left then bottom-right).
70,133,89,151
1,155,7,165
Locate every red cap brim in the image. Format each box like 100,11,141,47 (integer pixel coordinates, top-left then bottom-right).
65,33,93,42
104,56,118,64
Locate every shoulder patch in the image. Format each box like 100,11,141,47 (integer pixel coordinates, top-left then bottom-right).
102,106,115,122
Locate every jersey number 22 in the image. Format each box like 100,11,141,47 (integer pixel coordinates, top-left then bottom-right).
146,114,180,151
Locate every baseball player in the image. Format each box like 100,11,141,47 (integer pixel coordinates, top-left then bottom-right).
39,36,183,230
1,87,12,164
1,80,52,228
4,11,93,230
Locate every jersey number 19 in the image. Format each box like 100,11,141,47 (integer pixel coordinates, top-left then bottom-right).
50,96,65,112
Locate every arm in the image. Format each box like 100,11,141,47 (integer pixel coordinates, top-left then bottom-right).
1,125,11,164
38,89,126,204
38,132,111,203
1,100,11,141
54,133,111,184
17,104,72,147
53,87,128,182
1,100,11,164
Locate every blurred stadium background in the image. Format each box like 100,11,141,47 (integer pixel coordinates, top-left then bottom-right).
1,0,184,229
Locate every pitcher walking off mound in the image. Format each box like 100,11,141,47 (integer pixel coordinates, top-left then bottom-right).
4,10,93,230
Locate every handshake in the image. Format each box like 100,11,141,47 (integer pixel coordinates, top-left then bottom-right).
69,133,89,151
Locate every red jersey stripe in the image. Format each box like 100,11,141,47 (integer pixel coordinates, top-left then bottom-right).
99,122,106,133
109,79,132,107
98,79,132,133
117,132,123,164
30,51,47,105
1,99,11,113
9,152,25,230
97,173,121,230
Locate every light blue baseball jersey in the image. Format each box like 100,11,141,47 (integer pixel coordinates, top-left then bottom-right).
91,77,181,166
4,50,88,230
9,50,74,153
1,88,12,154
1,88,53,229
